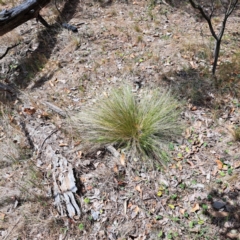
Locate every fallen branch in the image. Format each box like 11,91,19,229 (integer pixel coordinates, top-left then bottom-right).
0,0,51,36
43,101,67,118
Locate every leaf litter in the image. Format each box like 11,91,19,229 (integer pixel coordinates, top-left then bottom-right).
0,0,240,239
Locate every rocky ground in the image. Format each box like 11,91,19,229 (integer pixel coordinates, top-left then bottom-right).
0,0,240,239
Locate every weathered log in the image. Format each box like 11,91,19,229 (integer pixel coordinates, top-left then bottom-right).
18,106,81,219
0,0,51,36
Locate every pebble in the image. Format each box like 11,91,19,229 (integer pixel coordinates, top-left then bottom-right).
213,201,226,210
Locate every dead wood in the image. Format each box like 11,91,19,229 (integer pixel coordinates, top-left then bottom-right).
18,108,81,218
43,101,67,118
0,0,51,36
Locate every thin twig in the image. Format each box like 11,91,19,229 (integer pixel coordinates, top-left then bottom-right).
37,129,58,157
37,14,50,28
3,217,21,240
0,42,20,60
188,0,218,39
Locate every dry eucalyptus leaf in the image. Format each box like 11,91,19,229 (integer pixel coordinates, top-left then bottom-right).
191,203,200,212
216,159,223,170
0,212,5,221
120,153,126,166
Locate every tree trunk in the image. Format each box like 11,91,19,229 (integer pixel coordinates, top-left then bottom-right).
212,39,221,75
0,0,51,36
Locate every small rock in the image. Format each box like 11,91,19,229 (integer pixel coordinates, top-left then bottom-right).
82,160,91,166
213,201,226,210
91,210,100,221
189,183,205,189
36,159,43,167
224,221,233,228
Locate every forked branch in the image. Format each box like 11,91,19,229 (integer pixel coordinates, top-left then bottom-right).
188,0,239,75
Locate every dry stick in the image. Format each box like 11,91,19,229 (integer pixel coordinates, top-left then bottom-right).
3,217,21,240
43,101,67,118
37,129,58,157
37,13,50,28
54,0,78,32
106,145,120,158
0,42,21,60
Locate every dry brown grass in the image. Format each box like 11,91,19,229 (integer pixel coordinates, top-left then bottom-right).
180,41,212,62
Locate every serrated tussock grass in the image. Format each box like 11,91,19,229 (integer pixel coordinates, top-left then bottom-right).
75,86,183,166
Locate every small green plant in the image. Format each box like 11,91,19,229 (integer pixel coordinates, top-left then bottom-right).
155,215,163,220
172,217,180,223
167,232,173,239
171,194,178,200
191,179,197,185
168,142,174,150
158,230,163,237
129,11,133,19
75,86,183,166
179,183,186,189
219,171,225,177
198,219,205,225
161,34,171,40
202,204,208,210
216,179,222,184
78,223,84,231
61,227,68,234
227,168,233,175
84,197,90,204
207,194,213,201
136,35,143,43
189,221,195,228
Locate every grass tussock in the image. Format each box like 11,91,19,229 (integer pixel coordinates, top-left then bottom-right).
74,86,183,165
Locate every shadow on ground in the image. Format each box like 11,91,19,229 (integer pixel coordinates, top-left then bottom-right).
161,68,215,107
15,0,80,89
200,186,240,240
161,66,240,109
0,0,80,103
